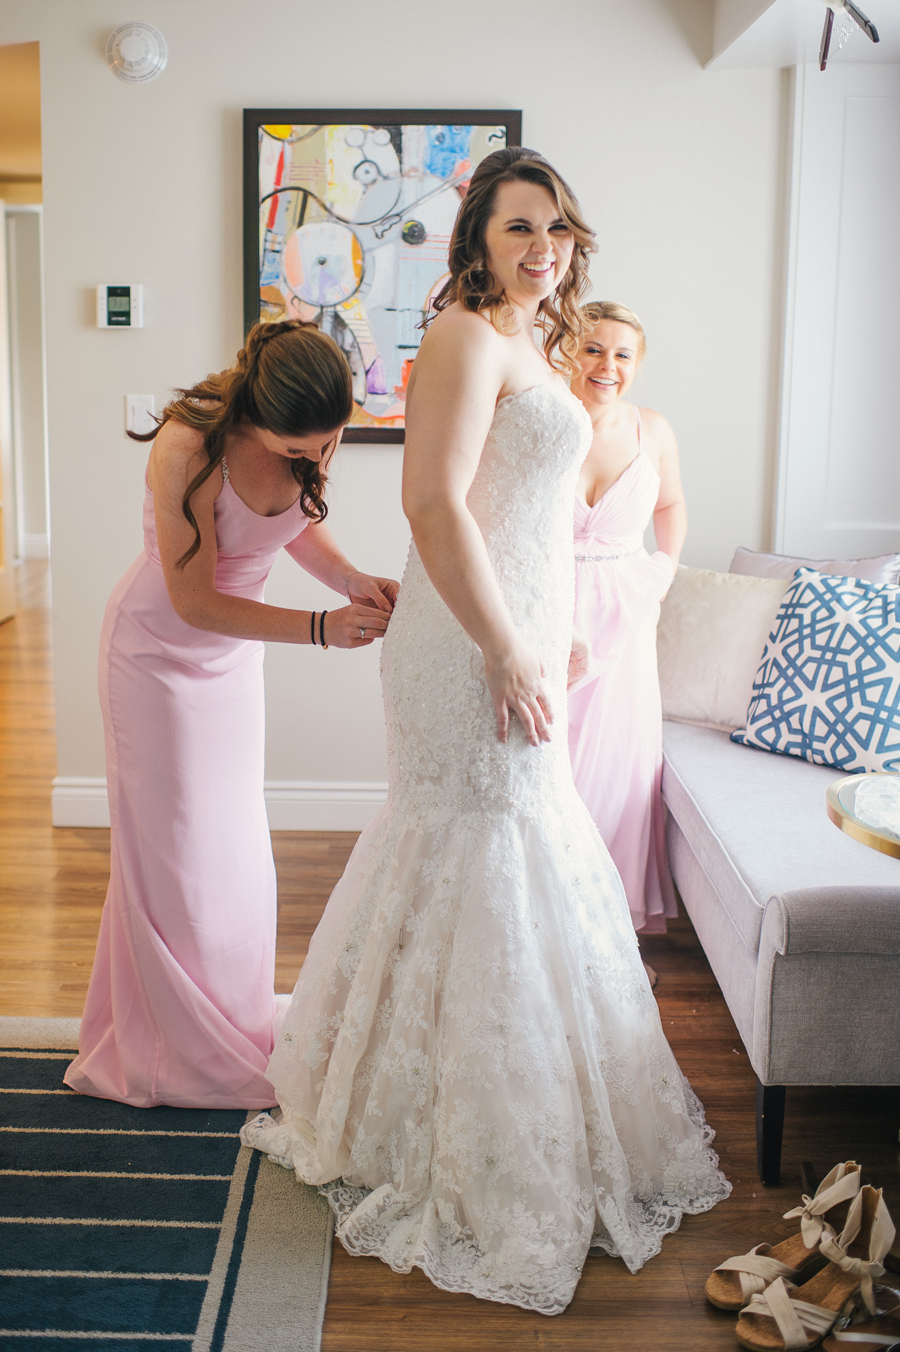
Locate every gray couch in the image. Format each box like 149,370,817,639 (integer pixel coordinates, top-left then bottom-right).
661,719,900,1184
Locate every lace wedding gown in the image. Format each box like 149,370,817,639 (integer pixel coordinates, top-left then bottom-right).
242,383,730,1315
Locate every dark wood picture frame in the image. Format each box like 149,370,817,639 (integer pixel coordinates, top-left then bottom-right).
242,109,522,442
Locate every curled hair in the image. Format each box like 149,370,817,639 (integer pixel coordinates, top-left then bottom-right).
431,147,596,374
581,300,647,361
130,320,353,566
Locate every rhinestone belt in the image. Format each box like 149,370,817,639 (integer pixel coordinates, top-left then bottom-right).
574,546,642,563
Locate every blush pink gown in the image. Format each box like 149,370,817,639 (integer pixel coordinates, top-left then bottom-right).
64,463,310,1108
568,410,677,934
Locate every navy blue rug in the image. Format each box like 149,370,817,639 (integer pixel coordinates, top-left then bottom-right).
0,1035,333,1352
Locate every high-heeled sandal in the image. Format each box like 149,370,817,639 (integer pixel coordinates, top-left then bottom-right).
705,1162,861,1311
822,1301,900,1351
735,1186,896,1351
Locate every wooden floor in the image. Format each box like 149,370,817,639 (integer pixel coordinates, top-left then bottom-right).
1,561,898,1350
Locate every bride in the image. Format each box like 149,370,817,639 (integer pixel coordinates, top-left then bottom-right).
242,147,730,1315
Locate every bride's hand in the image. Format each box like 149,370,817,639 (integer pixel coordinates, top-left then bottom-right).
484,644,553,746
322,604,390,648
346,571,399,613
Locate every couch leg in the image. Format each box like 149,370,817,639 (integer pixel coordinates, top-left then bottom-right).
756,1078,786,1186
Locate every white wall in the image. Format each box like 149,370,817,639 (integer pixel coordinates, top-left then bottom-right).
0,0,787,811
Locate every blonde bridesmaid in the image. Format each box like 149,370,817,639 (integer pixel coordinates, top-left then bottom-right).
568,302,686,943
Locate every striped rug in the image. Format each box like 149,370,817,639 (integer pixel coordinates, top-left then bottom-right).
0,1019,333,1352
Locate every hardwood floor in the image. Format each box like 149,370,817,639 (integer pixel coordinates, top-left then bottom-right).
1,560,898,1350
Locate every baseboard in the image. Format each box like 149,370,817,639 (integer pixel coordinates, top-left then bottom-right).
20,533,50,559
51,778,109,826
263,780,386,830
51,776,387,831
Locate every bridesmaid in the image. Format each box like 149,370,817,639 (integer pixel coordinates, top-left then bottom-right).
65,320,398,1109
568,301,686,943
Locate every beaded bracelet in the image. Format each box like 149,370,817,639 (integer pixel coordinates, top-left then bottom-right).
319,610,329,650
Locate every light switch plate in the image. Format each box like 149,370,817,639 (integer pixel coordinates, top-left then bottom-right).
126,394,156,435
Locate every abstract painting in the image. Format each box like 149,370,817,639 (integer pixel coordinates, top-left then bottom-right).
243,110,522,440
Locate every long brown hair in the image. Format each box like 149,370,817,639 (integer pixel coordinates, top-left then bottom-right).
130,320,353,566
431,147,596,374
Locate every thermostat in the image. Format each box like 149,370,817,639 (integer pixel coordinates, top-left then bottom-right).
96,284,144,328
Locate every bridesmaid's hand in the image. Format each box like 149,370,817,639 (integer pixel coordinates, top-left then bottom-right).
484,643,553,747
567,632,590,690
346,572,399,613
649,551,677,600
322,604,391,648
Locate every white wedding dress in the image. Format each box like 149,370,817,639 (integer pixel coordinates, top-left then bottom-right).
242,383,730,1315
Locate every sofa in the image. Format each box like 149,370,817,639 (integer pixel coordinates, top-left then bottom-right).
655,549,900,1185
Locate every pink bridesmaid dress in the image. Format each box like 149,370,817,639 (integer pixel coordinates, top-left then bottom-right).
65,461,310,1108
568,410,677,934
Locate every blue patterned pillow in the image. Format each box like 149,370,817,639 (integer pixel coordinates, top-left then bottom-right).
731,567,900,773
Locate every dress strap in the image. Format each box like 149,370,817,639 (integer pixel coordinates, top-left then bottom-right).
635,407,643,454
221,455,230,483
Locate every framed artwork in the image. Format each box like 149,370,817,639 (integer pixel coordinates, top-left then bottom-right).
243,109,522,441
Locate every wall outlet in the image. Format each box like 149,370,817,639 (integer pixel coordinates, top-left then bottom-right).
125,394,156,436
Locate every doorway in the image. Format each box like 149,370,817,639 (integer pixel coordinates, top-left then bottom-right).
0,39,48,621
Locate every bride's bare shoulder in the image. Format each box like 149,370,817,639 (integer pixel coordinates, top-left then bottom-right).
420,304,504,357
407,308,506,409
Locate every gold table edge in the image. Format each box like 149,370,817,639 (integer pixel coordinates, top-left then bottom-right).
825,776,900,861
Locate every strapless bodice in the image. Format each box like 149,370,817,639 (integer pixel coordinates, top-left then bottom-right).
469,383,592,522
142,473,310,594
381,381,592,822
466,382,594,610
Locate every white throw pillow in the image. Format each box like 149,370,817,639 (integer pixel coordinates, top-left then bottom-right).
657,567,790,730
730,546,900,586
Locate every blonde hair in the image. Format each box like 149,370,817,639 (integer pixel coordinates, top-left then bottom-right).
431,147,596,375
130,320,353,566
580,301,646,360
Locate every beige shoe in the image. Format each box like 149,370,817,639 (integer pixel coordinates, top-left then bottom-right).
735,1186,896,1351
705,1162,861,1311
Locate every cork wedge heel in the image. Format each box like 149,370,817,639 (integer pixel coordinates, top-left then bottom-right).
735,1187,896,1352
705,1163,861,1312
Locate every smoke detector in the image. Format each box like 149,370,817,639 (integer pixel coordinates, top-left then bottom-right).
106,22,167,83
